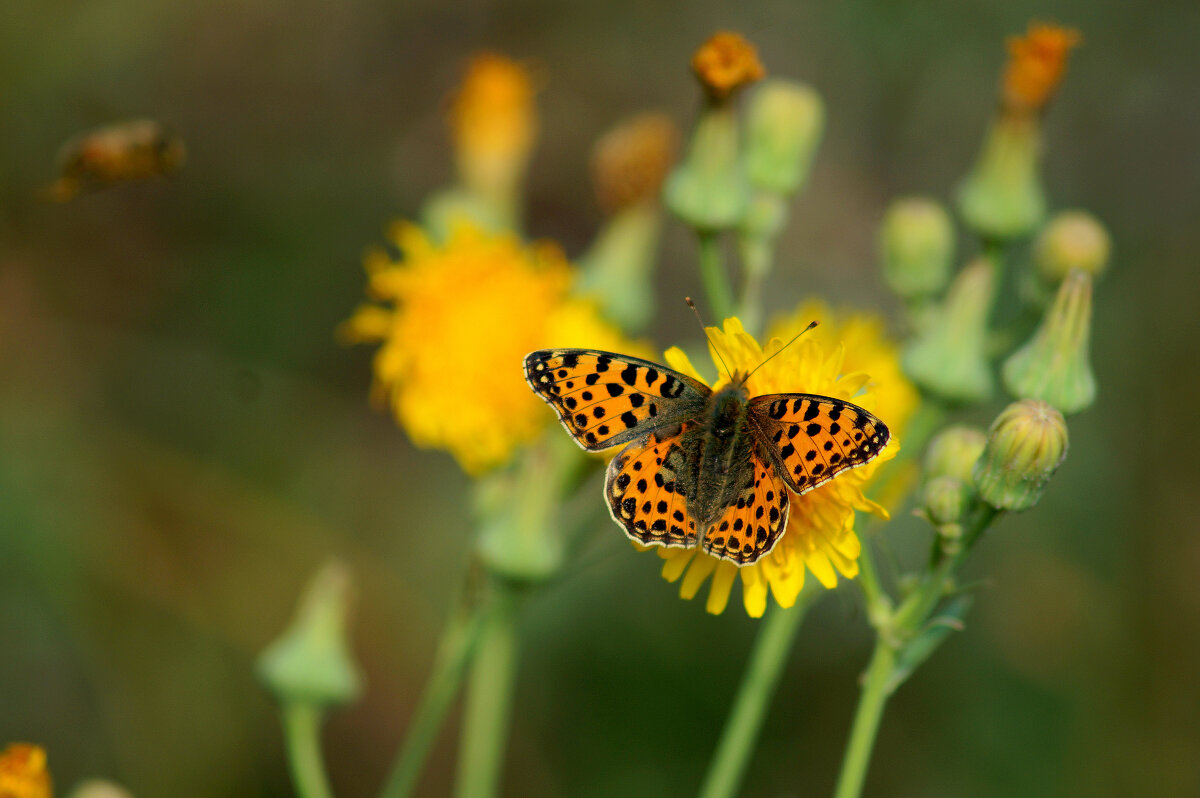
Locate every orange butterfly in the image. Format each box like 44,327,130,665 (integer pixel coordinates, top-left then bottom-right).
525,343,890,565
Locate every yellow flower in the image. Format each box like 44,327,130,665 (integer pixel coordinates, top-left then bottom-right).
0,744,51,798
655,307,917,617
690,32,766,101
449,53,538,206
1001,23,1081,116
341,221,636,474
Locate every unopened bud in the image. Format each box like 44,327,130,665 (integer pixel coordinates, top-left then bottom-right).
257,562,364,708
923,476,970,527
690,32,765,102
973,399,1068,511
903,258,997,403
1003,270,1096,414
957,116,1046,241
880,197,955,300
925,425,988,482
744,80,824,196
665,105,748,232
1034,210,1110,284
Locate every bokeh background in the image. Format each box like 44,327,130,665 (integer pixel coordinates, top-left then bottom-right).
2,1,1198,796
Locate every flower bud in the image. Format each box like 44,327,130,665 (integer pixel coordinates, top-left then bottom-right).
0,744,51,798
1003,269,1096,414
1034,210,1111,283
664,104,749,231
956,116,1045,241
925,424,988,482
666,33,763,232
257,562,364,708
880,197,955,300
923,475,970,527
743,80,824,196
578,114,678,333
903,257,996,403
973,399,1068,511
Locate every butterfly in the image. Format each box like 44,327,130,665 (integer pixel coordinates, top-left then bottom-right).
524,344,890,566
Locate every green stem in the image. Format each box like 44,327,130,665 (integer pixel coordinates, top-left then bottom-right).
736,237,772,335
454,582,521,798
831,641,896,798
283,703,335,798
698,232,735,321
697,595,817,798
378,602,487,798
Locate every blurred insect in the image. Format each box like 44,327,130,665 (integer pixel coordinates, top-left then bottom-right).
45,119,186,201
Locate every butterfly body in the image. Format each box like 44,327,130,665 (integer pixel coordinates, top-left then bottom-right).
525,348,890,566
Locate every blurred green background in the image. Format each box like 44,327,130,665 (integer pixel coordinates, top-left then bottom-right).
2,1,1197,796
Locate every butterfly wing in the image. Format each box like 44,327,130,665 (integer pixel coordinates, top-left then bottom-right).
748,394,891,495
606,427,699,549
525,349,708,451
699,443,790,564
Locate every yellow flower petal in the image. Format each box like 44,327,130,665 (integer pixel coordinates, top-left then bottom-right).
343,220,642,474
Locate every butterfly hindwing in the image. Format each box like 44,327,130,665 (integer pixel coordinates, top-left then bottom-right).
606,428,699,549
701,443,790,564
748,394,890,495
525,349,708,451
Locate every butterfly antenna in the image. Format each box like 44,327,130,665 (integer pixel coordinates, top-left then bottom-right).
685,297,733,380
742,320,819,384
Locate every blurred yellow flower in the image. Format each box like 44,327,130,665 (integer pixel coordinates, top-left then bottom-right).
1001,23,1081,116
449,53,538,208
0,744,51,798
342,221,636,474
690,32,765,100
655,308,917,616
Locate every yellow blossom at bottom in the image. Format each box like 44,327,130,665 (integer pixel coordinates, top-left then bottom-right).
653,306,917,617
341,221,638,474
0,744,51,798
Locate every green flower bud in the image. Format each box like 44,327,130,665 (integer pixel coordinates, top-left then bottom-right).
925,424,988,482
577,205,660,333
743,80,824,196
880,197,956,300
665,105,749,232
1003,270,1095,414
903,257,997,403
923,475,970,527
973,399,1068,511
1034,210,1111,284
257,562,364,708
957,116,1045,241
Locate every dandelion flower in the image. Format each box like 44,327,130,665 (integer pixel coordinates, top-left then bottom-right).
656,307,917,616
342,221,637,474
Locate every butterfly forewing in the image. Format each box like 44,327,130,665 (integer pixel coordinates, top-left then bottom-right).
748,394,891,495
700,444,790,564
606,428,699,548
525,349,708,451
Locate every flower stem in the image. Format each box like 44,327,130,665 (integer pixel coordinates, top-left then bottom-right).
697,594,817,798
831,640,896,798
378,602,487,798
283,703,335,798
698,231,735,321
454,581,521,798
